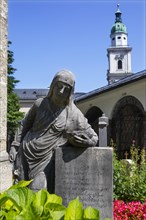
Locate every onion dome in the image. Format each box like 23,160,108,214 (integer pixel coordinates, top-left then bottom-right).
111,4,127,35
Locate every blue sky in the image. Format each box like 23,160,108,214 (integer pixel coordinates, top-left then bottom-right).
8,0,146,93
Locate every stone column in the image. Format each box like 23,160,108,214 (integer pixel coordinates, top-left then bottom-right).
0,0,7,150
0,0,12,192
98,113,109,147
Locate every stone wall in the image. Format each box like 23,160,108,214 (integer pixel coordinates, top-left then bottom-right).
0,0,12,192
0,0,7,152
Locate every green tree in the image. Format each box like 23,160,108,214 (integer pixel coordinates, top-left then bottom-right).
7,41,24,151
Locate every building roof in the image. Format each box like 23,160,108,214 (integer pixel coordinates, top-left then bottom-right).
14,88,49,100
14,70,146,103
76,70,146,102
14,88,85,100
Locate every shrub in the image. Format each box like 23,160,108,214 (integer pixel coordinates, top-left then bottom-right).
0,180,100,220
113,147,146,203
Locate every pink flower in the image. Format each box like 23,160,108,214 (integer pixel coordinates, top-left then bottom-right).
114,200,146,219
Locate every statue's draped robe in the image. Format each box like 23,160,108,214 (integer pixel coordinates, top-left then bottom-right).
12,97,98,189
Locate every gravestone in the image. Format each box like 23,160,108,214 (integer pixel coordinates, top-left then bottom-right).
55,146,113,220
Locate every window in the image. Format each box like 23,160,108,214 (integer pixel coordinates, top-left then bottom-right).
118,60,122,69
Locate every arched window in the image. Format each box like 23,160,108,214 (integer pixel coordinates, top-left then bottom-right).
118,60,122,69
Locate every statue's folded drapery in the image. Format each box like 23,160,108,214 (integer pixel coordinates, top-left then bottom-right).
10,70,98,192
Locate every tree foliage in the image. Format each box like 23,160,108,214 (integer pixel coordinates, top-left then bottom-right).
7,41,24,151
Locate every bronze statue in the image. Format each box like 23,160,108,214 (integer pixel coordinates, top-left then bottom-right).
9,70,98,192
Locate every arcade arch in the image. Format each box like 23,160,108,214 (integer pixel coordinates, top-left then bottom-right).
85,106,103,137
110,96,144,158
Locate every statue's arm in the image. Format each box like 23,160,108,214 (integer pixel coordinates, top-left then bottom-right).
67,127,98,148
9,99,40,162
12,102,37,146
66,104,98,147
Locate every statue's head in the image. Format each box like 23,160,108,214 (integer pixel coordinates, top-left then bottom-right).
48,69,75,107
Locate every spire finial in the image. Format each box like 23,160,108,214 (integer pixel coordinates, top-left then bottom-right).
116,3,120,12
115,3,122,23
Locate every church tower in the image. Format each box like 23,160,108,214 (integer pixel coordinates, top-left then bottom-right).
107,4,133,84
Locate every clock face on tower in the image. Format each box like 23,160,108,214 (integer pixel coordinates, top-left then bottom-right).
115,54,124,60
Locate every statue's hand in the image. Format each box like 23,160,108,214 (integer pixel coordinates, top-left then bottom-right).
9,146,17,163
68,132,92,147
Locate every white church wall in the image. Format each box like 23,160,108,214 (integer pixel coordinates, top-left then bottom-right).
76,78,146,119
19,101,34,114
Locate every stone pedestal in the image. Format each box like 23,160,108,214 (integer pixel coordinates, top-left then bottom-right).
55,146,113,220
0,151,12,192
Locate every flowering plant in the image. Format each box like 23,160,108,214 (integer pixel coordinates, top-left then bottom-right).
114,200,146,220
113,147,146,203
